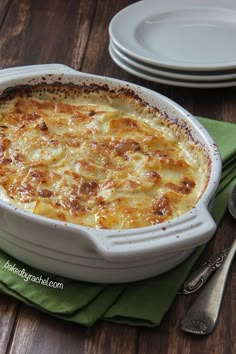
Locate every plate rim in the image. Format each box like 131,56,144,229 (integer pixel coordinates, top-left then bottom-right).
109,43,236,88
110,39,236,82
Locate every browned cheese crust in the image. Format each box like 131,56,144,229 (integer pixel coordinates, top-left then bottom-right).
0,84,209,229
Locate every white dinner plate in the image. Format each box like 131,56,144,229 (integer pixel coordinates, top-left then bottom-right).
109,44,236,88
110,39,236,82
109,0,236,71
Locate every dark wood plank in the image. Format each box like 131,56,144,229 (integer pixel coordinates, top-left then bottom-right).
170,86,236,123
0,0,97,68
81,0,134,76
0,0,11,22
0,294,19,353
8,304,138,354
82,323,137,354
8,305,86,354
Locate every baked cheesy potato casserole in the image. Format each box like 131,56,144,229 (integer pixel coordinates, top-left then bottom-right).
0,84,209,229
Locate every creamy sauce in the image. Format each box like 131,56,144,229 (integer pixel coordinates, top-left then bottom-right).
0,85,209,229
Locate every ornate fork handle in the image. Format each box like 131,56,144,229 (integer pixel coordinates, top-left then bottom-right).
178,249,229,295
180,237,236,335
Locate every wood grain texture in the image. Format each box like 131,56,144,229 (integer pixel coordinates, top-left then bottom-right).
169,84,236,124
0,0,97,68
82,0,134,76
8,305,87,354
0,0,11,24
0,0,235,353
8,305,138,354
0,294,19,353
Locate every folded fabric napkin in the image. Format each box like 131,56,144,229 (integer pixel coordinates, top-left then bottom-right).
0,117,235,327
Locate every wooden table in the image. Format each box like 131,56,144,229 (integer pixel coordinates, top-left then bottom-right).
0,1,235,353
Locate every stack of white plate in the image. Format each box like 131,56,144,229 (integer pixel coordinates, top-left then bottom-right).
109,0,236,88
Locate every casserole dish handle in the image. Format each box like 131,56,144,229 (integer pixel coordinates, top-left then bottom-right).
0,64,79,79
86,207,217,262
0,64,79,80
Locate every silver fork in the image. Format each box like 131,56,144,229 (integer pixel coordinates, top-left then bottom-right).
180,184,236,335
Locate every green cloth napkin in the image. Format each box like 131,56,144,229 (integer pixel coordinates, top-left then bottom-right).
0,118,235,327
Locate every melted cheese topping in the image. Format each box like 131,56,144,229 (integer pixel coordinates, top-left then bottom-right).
0,85,209,229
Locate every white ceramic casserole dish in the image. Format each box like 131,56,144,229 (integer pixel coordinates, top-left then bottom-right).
0,64,221,282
